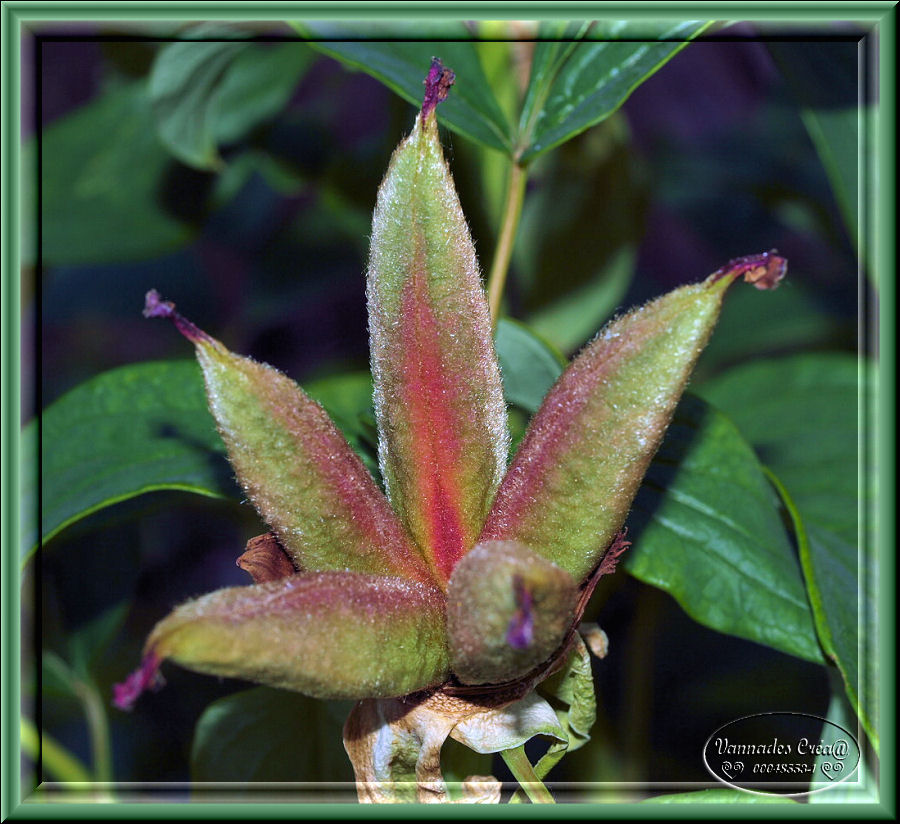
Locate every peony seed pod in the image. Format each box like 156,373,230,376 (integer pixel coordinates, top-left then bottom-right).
447,540,577,685
366,63,508,587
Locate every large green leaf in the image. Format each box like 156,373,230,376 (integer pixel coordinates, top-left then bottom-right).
291,22,514,153
514,115,643,353
625,395,823,664
767,41,861,251
150,35,313,170
694,281,849,381
494,317,565,413
808,686,876,803
40,80,192,266
32,362,394,565
191,687,354,785
293,21,707,161
696,354,875,748
518,20,710,160
35,360,234,564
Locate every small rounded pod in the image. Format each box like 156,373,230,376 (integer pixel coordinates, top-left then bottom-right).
447,540,577,685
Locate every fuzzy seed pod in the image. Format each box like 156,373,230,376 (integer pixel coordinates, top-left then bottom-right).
447,541,577,685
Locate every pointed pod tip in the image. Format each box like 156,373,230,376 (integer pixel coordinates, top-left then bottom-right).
709,250,787,291
112,650,164,711
421,57,455,119
143,289,176,320
142,289,212,345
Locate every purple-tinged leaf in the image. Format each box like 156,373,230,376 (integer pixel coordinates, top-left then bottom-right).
116,573,449,704
481,259,785,582
144,291,431,584
367,84,508,585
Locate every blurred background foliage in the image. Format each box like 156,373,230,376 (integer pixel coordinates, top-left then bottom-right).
28,19,875,802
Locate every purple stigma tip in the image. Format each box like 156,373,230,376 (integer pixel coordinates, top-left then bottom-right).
506,576,535,650
142,289,210,344
113,652,164,711
422,57,455,118
143,289,176,319
711,249,787,291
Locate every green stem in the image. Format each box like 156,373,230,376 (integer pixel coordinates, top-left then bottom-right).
487,161,527,327
501,744,555,804
79,681,113,784
20,717,93,784
43,651,115,786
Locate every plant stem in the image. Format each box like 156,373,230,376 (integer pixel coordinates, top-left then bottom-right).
501,744,555,803
20,717,93,784
487,161,527,327
78,680,114,784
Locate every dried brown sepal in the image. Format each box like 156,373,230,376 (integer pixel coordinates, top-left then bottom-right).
236,532,297,583
578,623,609,660
343,683,533,803
460,776,502,803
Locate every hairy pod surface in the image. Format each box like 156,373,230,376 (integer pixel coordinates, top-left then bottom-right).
481,271,743,582
367,110,508,586
447,541,577,685
139,291,432,584
143,574,450,700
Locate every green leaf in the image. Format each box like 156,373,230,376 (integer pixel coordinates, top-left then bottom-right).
696,354,875,748
515,21,592,155
625,394,824,664
150,35,313,170
35,360,235,565
694,281,848,381
42,650,82,704
519,21,711,160
33,364,386,567
210,148,306,208
68,602,130,680
645,789,796,803
494,318,565,413
512,633,597,796
515,116,642,354
291,22,514,153
191,686,353,784
40,80,192,266
808,686,876,802
767,41,861,251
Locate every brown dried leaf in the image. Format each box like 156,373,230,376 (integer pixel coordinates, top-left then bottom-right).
236,532,296,583
460,775,502,803
343,685,564,803
578,622,610,659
